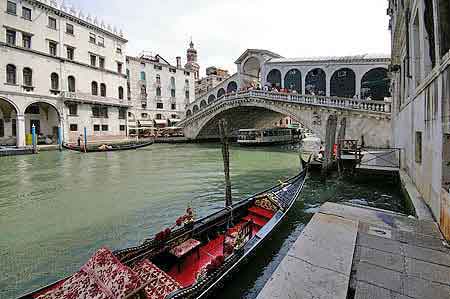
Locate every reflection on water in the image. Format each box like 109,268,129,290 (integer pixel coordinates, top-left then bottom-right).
0,144,405,299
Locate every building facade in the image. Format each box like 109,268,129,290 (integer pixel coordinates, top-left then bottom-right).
195,66,230,97
388,0,450,239
126,52,195,131
0,0,128,146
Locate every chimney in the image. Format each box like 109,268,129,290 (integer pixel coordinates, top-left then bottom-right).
176,56,181,68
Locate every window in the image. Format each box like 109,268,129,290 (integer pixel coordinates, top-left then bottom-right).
156,113,162,119
7,1,16,15
154,65,162,70
23,68,32,86
94,124,100,131
89,33,96,44
120,125,125,131
6,29,16,45
184,71,190,76
48,17,57,29
22,34,31,48
66,23,74,35
171,103,176,110
140,71,146,81
22,7,31,20
90,55,97,67
100,83,106,97
91,81,98,95
68,103,77,115
156,87,161,97
140,85,146,96
6,64,16,84
101,125,108,131
156,74,161,84
66,46,74,60
117,62,123,73
92,106,108,118
119,108,126,119
68,76,75,92
49,41,57,56
116,46,122,54
26,104,39,114
70,124,78,131
169,68,176,73
171,89,176,98
156,102,163,109
415,131,422,163
0,119,4,137
185,90,190,100
99,57,105,69
185,79,189,86
50,73,59,90
118,86,124,99
141,113,148,118
97,36,104,47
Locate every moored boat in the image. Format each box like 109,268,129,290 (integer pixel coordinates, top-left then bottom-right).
237,128,300,146
18,169,307,299
300,136,323,168
63,140,154,153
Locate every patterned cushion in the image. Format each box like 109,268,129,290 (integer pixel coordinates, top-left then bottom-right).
82,248,142,298
36,271,111,299
36,247,141,299
169,239,201,258
255,194,279,212
133,259,182,299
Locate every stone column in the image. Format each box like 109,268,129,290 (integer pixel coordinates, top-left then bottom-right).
302,76,306,95
355,75,362,98
326,75,331,97
16,114,26,148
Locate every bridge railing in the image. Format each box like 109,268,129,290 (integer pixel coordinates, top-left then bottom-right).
182,90,392,124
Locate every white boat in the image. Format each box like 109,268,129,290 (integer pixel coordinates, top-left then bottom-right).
300,136,323,167
237,128,299,146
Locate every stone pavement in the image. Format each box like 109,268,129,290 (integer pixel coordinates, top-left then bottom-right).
257,202,450,299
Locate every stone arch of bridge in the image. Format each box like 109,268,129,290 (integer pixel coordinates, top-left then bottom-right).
188,99,322,139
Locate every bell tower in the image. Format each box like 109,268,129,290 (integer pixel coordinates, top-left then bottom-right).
185,39,200,80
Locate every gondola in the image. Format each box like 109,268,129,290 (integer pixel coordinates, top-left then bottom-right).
63,140,154,153
18,169,307,299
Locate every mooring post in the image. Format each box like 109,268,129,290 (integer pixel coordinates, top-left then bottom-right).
218,119,232,207
322,114,338,176
57,126,62,151
84,127,87,153
337,117,347,176
31,124,37,154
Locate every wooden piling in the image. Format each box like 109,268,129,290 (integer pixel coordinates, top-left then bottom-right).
218,119,232,207
322,114,338,176
337,117,347,176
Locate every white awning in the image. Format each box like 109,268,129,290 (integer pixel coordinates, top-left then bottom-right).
169,119,180,123
154,119,167,125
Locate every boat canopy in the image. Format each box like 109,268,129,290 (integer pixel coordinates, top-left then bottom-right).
302,137,321,152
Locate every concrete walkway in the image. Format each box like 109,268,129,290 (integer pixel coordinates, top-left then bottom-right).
257,203,450,299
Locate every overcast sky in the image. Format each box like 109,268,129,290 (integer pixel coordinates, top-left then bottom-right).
73,0,391,75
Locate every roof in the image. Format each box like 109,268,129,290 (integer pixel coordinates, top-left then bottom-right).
235,49,284,64
268,54,391,64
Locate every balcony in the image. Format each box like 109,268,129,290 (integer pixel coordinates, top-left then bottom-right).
61,91,130,107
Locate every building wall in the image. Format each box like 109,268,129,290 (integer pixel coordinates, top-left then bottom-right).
389,0,450,239
0,0,129,145
126,56,195,126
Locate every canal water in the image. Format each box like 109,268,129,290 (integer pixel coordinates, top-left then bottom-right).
0,144,406,299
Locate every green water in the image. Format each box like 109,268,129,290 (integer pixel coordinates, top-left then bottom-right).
0,144,405,299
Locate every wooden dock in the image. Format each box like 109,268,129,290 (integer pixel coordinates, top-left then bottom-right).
257,202,450,299
0,147,34,157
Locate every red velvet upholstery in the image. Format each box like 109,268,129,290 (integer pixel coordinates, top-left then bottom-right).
36,248,142,299
133,259,182,299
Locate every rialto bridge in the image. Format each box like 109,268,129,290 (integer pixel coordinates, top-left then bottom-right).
180,49,392,147
179,90,392,147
